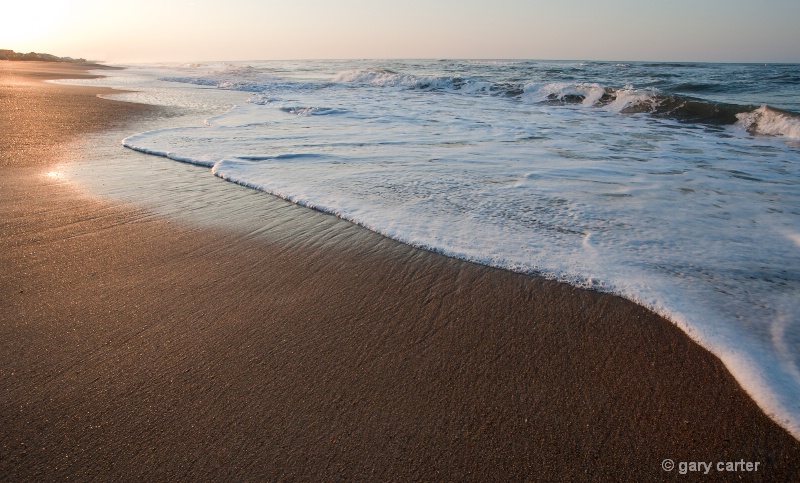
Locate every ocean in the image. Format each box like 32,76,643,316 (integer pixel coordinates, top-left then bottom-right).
55,59,800,438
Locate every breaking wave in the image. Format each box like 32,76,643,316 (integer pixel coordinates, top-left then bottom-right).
524,82,800,135
736,106,800,140
161,64,800,141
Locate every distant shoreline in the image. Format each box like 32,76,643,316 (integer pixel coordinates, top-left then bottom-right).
0,49,88,63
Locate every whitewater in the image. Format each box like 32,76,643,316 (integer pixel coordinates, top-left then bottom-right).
55,59,800,438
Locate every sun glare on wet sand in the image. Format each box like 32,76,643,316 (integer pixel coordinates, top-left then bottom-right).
45,170,66,180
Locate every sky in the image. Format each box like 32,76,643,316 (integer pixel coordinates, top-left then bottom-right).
2,0,799,63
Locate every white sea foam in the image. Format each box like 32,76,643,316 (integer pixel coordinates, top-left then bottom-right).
737,105,800,140
521,82,658,111
522,82,582,102
333,68,408,86
603,85,659,112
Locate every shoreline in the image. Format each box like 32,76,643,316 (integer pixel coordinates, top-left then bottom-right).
1,61,798,480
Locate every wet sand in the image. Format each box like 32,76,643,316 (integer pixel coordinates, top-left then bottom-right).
1,61,798,480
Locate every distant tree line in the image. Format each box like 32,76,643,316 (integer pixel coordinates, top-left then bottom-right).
0,49,86,62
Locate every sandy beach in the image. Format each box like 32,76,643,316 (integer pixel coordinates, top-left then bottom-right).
1,61,798,480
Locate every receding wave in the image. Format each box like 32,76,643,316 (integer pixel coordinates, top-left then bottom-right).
71,59,800,442
123,130,218,167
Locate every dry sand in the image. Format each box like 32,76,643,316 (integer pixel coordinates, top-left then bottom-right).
1,61,798,480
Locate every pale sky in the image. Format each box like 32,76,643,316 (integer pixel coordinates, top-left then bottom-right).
2,0,798,63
